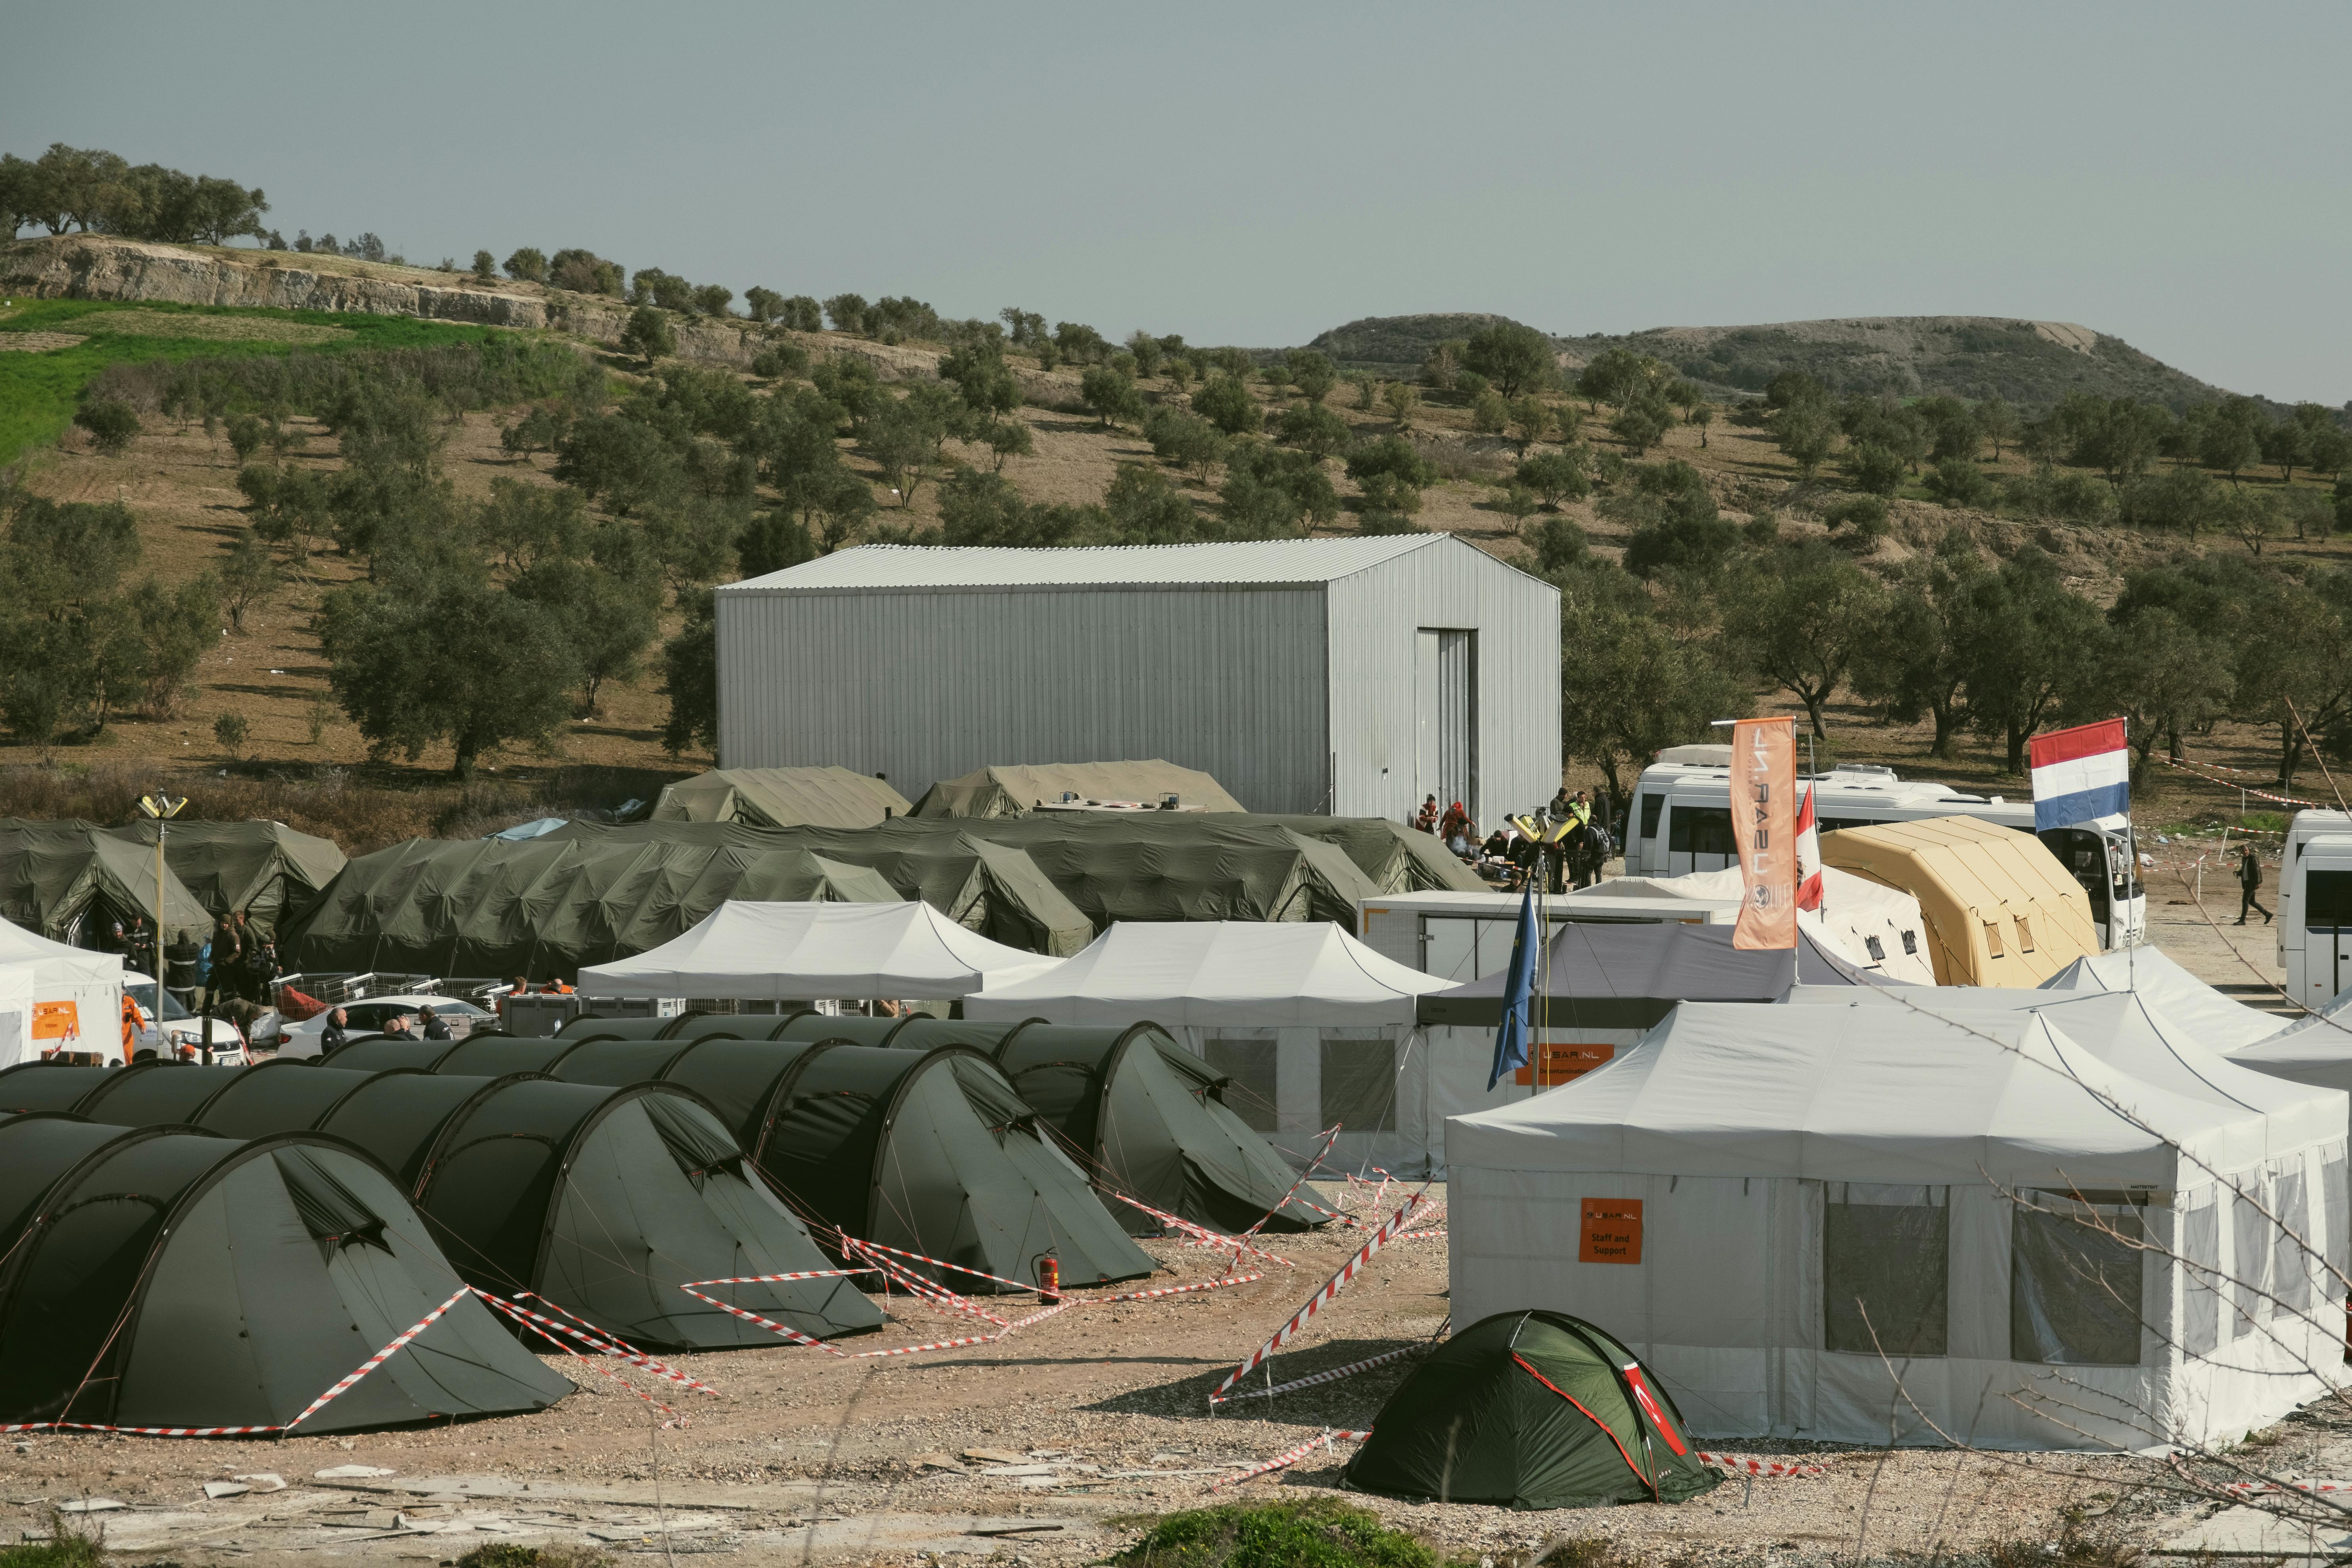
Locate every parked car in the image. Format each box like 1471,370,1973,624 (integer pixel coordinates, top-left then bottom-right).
123,972,251,1064
278,995,495,1058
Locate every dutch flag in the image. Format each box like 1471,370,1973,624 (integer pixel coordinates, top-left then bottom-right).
2029,718,2131,833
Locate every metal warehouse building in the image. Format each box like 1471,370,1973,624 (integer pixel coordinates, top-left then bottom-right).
715,537,1561,825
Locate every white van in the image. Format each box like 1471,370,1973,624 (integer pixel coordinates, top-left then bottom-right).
1621,746,2146,950
2282,811,2352,1008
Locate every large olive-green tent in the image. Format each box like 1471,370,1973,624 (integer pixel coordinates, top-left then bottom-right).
0,1110,572,1434
985,1022,1326,1235
1345,1311,1720,1510
281,836,901,979
912,761,1245,818
552,1032,1153,1294
98,820,347,934
0,1058,881,1351
0,820,212,946
654,767,913,829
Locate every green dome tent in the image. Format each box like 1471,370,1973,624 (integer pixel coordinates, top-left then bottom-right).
0,1112,572,1434
0,1061,883,1352
557,1038,1153,1293
985,1023,1326,1236
1345,1311,1719,1510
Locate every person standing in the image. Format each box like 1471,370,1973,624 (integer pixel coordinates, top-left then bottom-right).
320,1006,349,1054
209,914,244,1004
2235,845,2272,925
1414,795,1439,834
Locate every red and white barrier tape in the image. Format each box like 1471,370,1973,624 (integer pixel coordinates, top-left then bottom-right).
479,1294,693,1424
496,1291,717,1393
675,1274,852,1356
1210,1194,1423,1406
1084,1273,1266,1305
1111,1192,1295,1268
842,1234,1030,1303
2,1285,476,1437
840,1237,1012,1326
1245,1125,1342,1235
2224,1479,2352,1497
1210,1428,1372,1489
1698,1452,1827,1478
1226,1342,1426,1401
2153,757,2334,810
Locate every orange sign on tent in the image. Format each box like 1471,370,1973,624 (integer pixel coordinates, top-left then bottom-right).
1579,1197,1643,1264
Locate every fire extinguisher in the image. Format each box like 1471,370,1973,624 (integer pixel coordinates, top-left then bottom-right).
1036,1252,1061,1303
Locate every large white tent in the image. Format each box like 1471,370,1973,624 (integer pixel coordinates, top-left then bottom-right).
1447,997,2344,1451
2234,988,2352,1079
575,901,1062,1002
967,922,1454,1174
2041,946,2282,1051
0,914,123,1065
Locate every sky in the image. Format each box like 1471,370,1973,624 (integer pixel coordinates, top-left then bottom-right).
10,2,2350,403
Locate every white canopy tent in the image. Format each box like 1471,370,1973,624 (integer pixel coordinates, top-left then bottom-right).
0,914,123,1065
1585,866,1935,985
575,901,1063,1002
1447,998,2345,1451
2040,946,2282,1051
967,922,1455,1174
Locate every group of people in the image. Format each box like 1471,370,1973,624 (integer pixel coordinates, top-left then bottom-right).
1412,787,1617,892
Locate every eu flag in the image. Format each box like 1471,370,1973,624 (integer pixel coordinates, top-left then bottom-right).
1487,880,1541,1091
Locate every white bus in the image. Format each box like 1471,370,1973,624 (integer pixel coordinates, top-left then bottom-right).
2282,811,2352,1008
1621,746,2146,950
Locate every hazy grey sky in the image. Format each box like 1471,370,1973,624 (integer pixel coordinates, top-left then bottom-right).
10,2,2348,402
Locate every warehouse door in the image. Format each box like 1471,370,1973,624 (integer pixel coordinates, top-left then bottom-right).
1415,629,1476,823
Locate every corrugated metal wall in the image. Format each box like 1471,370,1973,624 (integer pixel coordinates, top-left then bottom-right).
716,585,1331,810
1325,538,1560,829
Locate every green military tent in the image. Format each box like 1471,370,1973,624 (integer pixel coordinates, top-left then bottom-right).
0,820,211,946
281,836,901,979
0,1110,572,1434
984,1022,1326,1235
911,761,1245,818
653,767,913,829
0,1058,882,1351
1345,1311,1720,1510
553,1033,1153,1294
98,820,347,935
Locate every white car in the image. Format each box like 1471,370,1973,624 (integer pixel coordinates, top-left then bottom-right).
277,995,496,1059
123,972,251,1065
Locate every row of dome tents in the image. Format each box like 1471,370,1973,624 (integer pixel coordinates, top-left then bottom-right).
278,813,1479,981
0,1057,883,1352
0,1109,573,1434
0,819,345,946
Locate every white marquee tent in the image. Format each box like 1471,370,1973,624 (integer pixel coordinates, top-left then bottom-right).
2041,946,2282,1051
2233,990,2352,1087
1446,997,2345,1450
575,901,1062,1002
0,914,123,1065
1585,866,1936,985
967,921,1454,1173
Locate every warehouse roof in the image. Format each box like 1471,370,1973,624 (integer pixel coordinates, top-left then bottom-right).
722,537,1471,593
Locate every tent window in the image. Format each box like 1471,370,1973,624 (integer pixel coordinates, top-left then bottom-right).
2014,915,2035,953
272,1147,389,1254
1901,930,1918,955
1864,935,1885,961
2011,1201,2143,1366
2326,1153,2349,1286
2181,1199,2221,1357
1204,1038,1278,1132
2273,1168,2312,1315
1320,1037,1397,1132
1982,919,2005,957
1823,1188,1947,1357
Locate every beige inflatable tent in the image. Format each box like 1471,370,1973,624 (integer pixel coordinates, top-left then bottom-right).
912,761,1245,818
652,767,913,829
1820,816,2097,985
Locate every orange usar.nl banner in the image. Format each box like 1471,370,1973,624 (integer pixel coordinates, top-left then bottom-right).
1579,1197,1643,1264
1729,716,1797,951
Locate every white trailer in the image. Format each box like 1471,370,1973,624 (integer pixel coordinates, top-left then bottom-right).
2283,810,2352,1009
1357,889,1732,983
1620,747,2146,950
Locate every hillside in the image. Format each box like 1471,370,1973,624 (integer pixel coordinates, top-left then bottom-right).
1308,311,2243,413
